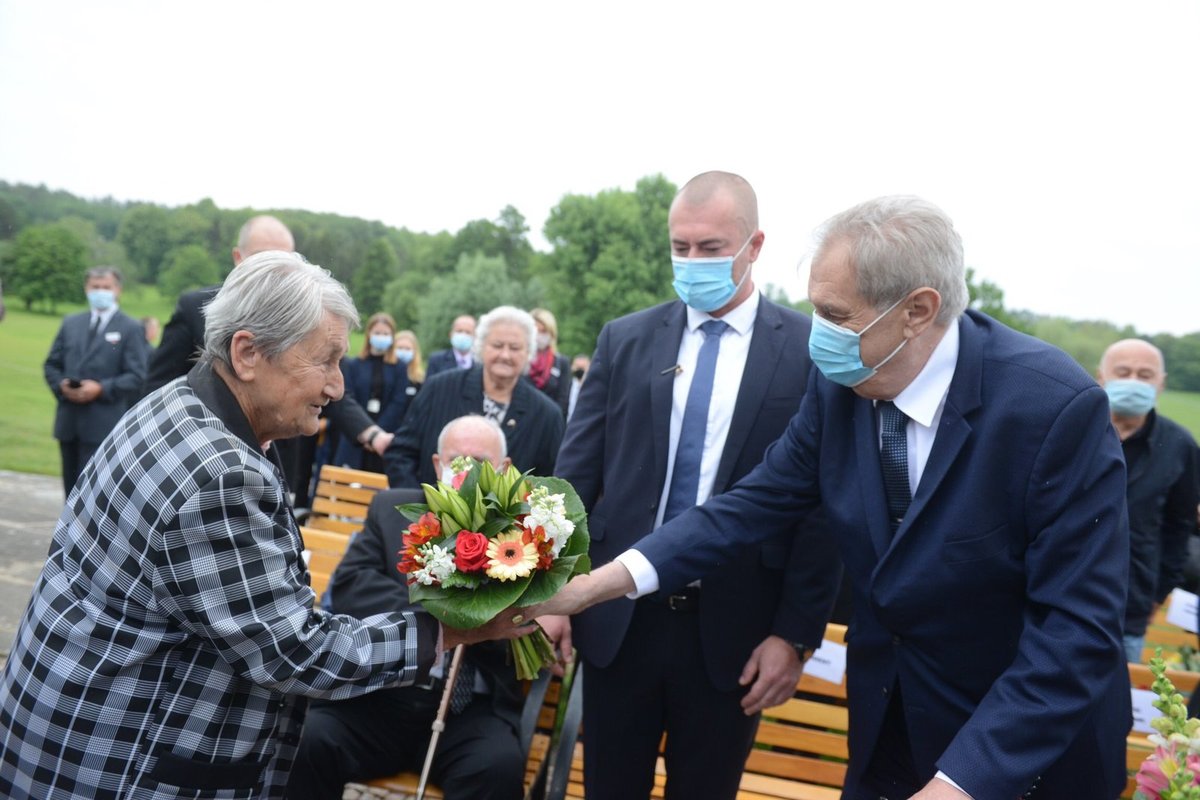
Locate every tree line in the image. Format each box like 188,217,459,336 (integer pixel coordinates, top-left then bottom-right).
1,179,1198,390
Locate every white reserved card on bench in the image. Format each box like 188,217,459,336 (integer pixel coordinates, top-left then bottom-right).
1166,587,1199,633
803,638,847,685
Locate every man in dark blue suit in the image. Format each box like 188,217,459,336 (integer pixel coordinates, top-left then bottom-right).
425,314,477,377
43,266,147,495
553,171,839,799
536,195,1130,800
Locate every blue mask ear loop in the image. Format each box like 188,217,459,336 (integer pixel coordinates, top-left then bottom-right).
847,294,910,386
726,234,756,297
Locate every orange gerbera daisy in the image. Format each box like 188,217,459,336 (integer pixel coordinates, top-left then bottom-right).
485,530,539,581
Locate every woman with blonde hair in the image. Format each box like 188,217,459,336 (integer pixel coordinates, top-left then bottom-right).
333,312,414,472
529,308,571,417
393,328,426,388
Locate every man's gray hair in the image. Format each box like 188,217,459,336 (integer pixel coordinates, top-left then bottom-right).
85,266,123,286
201,250,360,367
815,195,968,325
436,415,508,460
473,305,537,366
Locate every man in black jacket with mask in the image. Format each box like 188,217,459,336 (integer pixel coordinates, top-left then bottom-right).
1097,338,1199,663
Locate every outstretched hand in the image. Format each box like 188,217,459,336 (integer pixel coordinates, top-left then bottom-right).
523,562,636,619
442,609,539,650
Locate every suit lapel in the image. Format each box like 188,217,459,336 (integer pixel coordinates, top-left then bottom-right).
650,303,688,493
712,299,782,492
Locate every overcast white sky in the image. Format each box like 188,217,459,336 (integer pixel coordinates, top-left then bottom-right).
1,0,1197,334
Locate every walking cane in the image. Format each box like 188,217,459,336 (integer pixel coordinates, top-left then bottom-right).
415,643,465,800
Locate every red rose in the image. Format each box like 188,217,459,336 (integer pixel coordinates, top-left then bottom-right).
454,530,490,573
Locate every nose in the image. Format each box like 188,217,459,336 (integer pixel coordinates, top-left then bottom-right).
327,367,344,401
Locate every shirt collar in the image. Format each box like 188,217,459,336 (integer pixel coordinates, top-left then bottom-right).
187,361,267,457
890,319,959,428
685,289,760,336
93,305,118,327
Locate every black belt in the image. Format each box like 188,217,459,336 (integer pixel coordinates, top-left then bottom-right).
643,586,700,612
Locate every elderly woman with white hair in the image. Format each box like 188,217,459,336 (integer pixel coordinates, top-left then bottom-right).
384,305,565,488
0,252,531,800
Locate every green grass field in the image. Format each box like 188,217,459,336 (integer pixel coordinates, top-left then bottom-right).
0,286,370,476
2,299,1199,478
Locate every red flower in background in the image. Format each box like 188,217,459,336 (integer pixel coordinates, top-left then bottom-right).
398,512,443,576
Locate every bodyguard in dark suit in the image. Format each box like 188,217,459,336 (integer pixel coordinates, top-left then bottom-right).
289,417,527,800
384,307,565,488
553,172,838,800
536,196,1131,800
43,266,147,495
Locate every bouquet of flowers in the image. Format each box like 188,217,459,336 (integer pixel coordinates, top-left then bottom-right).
1134,651,1200,800
396,457,590,679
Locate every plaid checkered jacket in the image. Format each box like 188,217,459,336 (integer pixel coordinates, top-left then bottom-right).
0,365,438,799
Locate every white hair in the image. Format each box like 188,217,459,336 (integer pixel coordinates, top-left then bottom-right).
473,305,537,367
436,415,508,460
201,250,359,367
814,195,968,324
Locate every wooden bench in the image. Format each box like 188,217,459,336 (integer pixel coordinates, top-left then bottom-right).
548,623,850,800
297,465,388,598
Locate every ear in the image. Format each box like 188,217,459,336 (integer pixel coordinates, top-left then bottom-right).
228,330,259,381
432,453,443,475
901,287,941,339
498,457,512,472
231,247,244,266
747,230,765,263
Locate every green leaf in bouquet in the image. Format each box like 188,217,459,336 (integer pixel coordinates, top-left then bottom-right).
412,575,534,629
396,502,429,523
440,569,484,590
480,517,517,538
516,553,591,607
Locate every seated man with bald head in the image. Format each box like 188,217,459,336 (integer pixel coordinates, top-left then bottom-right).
289,415,545,800
1097,338,1198,662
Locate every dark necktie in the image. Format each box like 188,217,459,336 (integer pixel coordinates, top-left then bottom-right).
879,400,911,532
88,314,101,343
449,658,476,714
663,319,729,523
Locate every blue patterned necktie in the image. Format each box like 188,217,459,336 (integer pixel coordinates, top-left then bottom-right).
449,657,476,714
879,400,911,533
663,319,729,523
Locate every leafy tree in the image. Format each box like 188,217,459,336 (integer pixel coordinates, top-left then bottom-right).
56,216,131,274
1,223,87,310
965,266,1029,333
117,204,173,283
417,252,544,349
353,238,399,317
539,174,677,355
0,196,23,239
762,283,813,315
158,244,221,299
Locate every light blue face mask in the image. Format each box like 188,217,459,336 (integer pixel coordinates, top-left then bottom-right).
1104,379,1157,416
671,235,754,313
87,289,116,311
369,334,394,352
808,296,908,387
450,332,474,353
394,348,414,364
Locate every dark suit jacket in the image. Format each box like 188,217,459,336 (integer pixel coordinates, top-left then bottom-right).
636,310,1131,800
144,284,374,440
144,285,216,395
330,356,416,468
326,489,524,731
44,308,147,444
426,349,470,377
1124,410,1198,635
554,297,839,690
383,366,565,488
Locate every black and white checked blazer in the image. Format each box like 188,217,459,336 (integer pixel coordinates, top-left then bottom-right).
0,364,438,799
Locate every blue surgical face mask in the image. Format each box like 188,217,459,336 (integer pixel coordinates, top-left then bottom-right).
1104,379,1157,417
451,332,474,353
808,296,908,387
394,347,414,364
87,289,116,311
369,334,393,352
671,235,754,313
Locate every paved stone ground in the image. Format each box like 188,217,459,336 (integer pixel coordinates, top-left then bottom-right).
0,470,414,800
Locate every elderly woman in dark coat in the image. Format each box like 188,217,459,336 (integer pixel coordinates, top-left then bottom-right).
383,305,565,488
